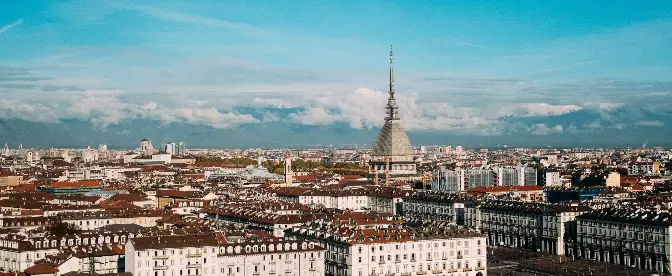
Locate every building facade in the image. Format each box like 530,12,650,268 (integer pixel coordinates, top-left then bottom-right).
286,221,487,276
570,207,672,274
125,234,325,276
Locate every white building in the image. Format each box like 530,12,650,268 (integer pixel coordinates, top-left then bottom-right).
164,142,177,154
545,171,562,187
286,221,487,276
432,168,495,193
102,167,143,180
140,139,154,155
125,233,325,276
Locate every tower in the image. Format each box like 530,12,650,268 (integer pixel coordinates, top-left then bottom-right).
369,46,417,180
257,156,264,168
284,151,293,185
140,139,153,155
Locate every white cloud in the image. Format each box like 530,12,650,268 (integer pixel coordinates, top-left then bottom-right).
0,100,60,123
597,102,625,111
499,103,582,117
636,120,664,127
2,50,671,136
145,107,259,128
0,18,23,35
251,98,296,108
585,121,602,129
528,124,564,136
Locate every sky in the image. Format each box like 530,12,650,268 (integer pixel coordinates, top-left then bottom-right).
1,1,672,147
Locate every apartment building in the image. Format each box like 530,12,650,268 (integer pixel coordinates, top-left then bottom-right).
571,207,672,274
541,205,590,256
432,168,494,193
0,232,134,273
433,166,537,193
403,193,471,224
125,233,325,276
479,200,545,251
286,221,487,276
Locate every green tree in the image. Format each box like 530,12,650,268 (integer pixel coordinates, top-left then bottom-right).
46,216,82,236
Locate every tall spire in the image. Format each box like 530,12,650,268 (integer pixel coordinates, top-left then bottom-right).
389,45,395,99
386,45,399,120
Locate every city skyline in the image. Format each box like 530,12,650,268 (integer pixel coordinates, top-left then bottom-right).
1,1,672,147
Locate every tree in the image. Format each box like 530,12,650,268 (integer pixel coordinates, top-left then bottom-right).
46,216,81,236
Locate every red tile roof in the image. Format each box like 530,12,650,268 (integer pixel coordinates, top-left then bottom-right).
24,263,58,275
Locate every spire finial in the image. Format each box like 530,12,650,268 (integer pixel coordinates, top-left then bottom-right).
385,45,399,120
389,45,394,99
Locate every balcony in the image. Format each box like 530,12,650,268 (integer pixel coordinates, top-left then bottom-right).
463,268,473,272
186,264,202,268
379,260,386,265
401,273,411,276
152,255,169,260
186,253,202,258
475,267,486,271
432,270,442,274
415,272,426,275
395,259,401,263
153,266,169,270
446,269,457,273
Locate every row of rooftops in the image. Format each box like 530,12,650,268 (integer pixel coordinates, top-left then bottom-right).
130,232,323,254
0,227,212,251
578,206,672,226
287,220,483,245
270,185,409,198
201,205,324,225
2,209,169,228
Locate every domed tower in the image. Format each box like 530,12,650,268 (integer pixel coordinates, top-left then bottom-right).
369,46,416,184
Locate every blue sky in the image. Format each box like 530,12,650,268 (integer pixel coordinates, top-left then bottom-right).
1,0,672,145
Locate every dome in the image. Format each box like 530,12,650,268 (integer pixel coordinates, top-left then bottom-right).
372,119,413,156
